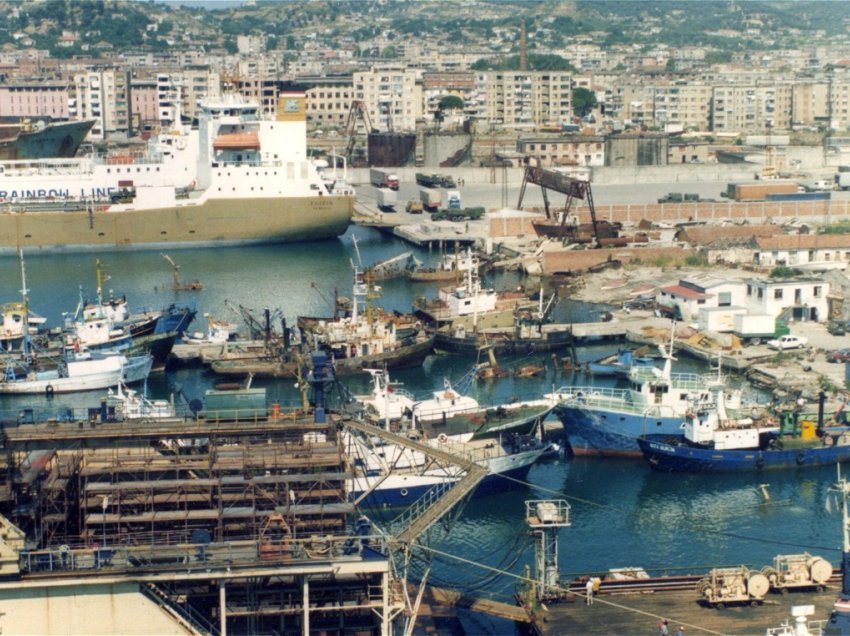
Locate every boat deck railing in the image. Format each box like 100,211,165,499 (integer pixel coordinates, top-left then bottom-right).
18,532,389,576
551,386,678,418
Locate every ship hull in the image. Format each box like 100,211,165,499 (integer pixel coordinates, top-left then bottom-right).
211,336,434,378
0,120,95,160
434,330,573,356
0,194,353,254
637,433,850,472
349,447,543,507
555,403,685,458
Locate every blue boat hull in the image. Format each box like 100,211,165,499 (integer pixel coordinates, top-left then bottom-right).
155,303,196,337
637,433,850,472
555,404,684,457
353,461,536,508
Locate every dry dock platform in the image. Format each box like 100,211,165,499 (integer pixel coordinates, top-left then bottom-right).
532,586,838,635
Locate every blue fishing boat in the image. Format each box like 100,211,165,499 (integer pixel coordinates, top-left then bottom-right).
548,328,744,457
638,388,850,472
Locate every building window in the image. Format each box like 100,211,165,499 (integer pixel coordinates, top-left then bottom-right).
718,292,731,307
774,289,783,300
814,286,822,298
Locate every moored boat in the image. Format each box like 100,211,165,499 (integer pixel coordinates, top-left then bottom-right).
548,330,744,457
0,93,352,254
354,368,555,439
638,389,850,472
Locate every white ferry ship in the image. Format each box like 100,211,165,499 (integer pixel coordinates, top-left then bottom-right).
0,92,353,253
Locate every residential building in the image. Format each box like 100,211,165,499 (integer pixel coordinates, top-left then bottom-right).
352,67,421,132
475,71,572,127
72,68,132,139
300,75,354,129
0,80,71,119
710,83,793,132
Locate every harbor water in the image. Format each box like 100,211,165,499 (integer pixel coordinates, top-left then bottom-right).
0,226,843,634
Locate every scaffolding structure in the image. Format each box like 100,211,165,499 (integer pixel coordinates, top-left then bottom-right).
0,409,406,635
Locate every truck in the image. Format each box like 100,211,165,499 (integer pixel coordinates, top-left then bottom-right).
376,188,397,211
733,313,790,345
370,168,399,190
431,206,485,222
419,187,442,211
405,199,424,214
416,173,442,188
697,307,748,333
445,190,461,210
722,181,800,202
836,166,850,190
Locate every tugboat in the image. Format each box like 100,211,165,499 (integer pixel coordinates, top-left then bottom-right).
638,388,850,472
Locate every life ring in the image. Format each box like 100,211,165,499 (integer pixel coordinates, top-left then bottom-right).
400,488,409,497
438,433,448,444
45,384,54,398
796,452,806,465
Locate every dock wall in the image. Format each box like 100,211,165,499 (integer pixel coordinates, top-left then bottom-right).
542,246,694,274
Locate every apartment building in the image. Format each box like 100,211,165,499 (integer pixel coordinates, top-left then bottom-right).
651,82,713,131
791,81,830,127
475,71,572,127
298,76,354,129
710,83,793,132
421,72,478,122
129,79,158,131
72,68,131,139
0,80,71,119
352,67,421,132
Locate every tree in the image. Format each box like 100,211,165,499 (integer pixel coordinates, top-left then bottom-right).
438,95,464,111
572,87,597,118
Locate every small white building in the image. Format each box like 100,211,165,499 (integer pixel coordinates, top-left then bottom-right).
744,277,829,322
655,275,746,321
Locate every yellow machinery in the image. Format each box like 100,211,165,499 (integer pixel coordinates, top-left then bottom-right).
761,553,832,591
696,566,769,608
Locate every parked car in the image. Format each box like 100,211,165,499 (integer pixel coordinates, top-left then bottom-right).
767,335,809,350
828,320,848,336
827,348,850,363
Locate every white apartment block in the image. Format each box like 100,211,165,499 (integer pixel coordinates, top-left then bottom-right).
711,84,793,132
352,67,421,132
651,82,713,131
72,69,131,140
475,71,572,127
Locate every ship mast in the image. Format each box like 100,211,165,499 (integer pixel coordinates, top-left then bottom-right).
18,249,30,365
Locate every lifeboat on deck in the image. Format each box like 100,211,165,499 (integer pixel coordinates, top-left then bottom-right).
212,132,260,151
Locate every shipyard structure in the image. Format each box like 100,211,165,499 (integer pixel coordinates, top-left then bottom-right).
0,395,403,634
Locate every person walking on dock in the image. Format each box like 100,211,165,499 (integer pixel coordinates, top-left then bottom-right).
658,619,669,636
585,577,594,605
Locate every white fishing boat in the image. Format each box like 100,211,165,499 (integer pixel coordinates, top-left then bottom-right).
0,352,151,395
346,427,550,507
106,381,174,420
355,368,555,440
